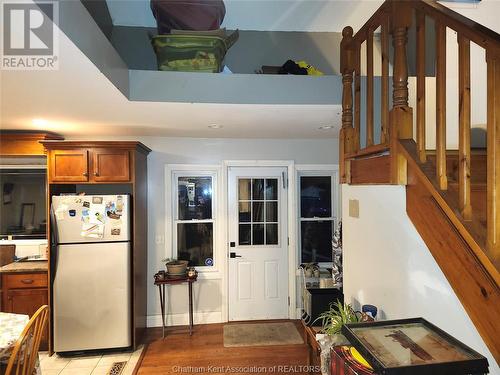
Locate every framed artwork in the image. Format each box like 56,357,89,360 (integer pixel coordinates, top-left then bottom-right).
342,318,489,375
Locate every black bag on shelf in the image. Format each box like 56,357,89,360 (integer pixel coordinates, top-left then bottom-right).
151,0,226,34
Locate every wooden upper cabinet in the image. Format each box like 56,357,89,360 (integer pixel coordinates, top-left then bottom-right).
92,149,131,182
50,149,89,182
42,141,151,184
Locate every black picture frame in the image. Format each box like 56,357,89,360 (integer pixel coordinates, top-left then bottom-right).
342,318,489,375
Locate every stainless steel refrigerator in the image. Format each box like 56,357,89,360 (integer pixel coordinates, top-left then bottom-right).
51,194,131,352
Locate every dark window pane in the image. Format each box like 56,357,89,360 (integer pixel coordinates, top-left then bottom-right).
252,224,264,245
266,224,278,245
178,177,212,220
252,179,264,200
301,221,333,263
265,179,278,200
239,202,251,222
239,224,251,245
177,223,213,267
266,202,278,222
239,179,251,200
300,176,332,218
252,202,264,222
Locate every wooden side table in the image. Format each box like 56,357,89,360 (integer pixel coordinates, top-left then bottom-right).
154,274,197,338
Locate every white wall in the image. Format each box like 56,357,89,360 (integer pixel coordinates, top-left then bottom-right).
67,135,338,326
342,184,499,374
106,0,384,32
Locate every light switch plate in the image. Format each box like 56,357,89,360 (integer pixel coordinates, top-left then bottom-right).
349,199,359,218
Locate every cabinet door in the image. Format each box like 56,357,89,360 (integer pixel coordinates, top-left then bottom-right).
51,149,89,182
5,288,49,349
92,149,131,182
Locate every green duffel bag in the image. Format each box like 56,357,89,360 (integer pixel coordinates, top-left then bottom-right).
151,30,238,73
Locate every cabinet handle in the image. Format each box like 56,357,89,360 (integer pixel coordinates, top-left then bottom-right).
83,172,88,177
21,279,34,284
94,171,100,176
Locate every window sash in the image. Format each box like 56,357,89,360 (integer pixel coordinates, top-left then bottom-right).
172,172,217,269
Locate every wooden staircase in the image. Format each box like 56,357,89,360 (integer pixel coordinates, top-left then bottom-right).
339,0,500,363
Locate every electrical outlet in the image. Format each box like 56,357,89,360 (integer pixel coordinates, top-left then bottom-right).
155,235,164,245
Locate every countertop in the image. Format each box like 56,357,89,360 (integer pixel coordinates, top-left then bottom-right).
0,261,48,273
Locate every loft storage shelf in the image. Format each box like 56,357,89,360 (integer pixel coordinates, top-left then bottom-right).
55,1,344,105
112,27,344,104
129,70,342,104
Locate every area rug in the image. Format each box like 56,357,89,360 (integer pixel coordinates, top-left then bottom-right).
223,322,304,347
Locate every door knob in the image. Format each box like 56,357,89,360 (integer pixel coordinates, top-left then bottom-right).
230,252,242,258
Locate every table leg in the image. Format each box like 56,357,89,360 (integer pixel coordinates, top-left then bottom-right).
188,281,194,335
158,284,166,339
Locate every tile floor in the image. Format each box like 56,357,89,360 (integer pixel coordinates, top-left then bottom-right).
38,345,144,375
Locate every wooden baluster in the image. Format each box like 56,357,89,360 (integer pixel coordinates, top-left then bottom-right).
390,3,413,184
367,27,374,147
486,49,500,260
436,23,448,190
381,17,390,144
340,26,355,183
458,35,472,220
354,47,361,151
416,11,426,163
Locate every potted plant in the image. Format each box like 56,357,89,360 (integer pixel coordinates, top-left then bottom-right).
314,301,361,375
162,258,188,275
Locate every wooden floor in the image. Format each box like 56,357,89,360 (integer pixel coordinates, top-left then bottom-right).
137,321,316,375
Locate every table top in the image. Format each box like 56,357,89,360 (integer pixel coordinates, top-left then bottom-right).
0,312,29,360
154,274,198,285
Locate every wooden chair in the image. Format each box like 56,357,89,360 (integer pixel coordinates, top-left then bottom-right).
5,305,49,375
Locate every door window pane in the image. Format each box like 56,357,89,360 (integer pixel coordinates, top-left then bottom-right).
300,176,332,218
239,202,251,222
252,179,264,200
239,224,251,245
301,221,333,263
266,202,278,222
252,202,264,222
239,179,251,200
178,177,212,220
252,224,264,245
266,224,278,245
265,179,278,200
177,223,213,266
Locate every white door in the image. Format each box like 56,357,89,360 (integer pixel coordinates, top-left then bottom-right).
228,167,289,321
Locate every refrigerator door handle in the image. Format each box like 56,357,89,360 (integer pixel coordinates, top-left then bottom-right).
50,203,59,280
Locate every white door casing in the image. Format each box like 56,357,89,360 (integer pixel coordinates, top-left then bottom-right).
228,167,289,321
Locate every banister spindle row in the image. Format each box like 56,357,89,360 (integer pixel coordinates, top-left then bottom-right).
367,28,374,147
416,12,426,163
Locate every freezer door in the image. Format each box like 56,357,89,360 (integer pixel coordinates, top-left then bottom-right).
53,242,131,352
52,195,130,243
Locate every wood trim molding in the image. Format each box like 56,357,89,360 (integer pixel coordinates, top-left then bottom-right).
40,141,152,154
0,132,63,156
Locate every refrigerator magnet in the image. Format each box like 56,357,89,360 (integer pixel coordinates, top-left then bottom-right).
111,228,121,235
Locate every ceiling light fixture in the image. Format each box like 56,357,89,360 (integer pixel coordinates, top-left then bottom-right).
208,124,223,129
318,125,334,130
32,118,48,126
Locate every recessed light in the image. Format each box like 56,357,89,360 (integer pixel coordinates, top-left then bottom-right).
32,118,48,126
319,125,334,130
208,124,223,129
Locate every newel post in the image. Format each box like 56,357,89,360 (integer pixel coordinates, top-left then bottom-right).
340,26,355,183
389,1,413,184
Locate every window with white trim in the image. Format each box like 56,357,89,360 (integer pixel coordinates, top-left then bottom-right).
298,170,338,264
173,172,217,268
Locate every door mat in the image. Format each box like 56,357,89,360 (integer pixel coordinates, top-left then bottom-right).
223,322,304,347
107,361,127,375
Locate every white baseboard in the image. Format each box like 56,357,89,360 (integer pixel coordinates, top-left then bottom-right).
146,311,223,328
